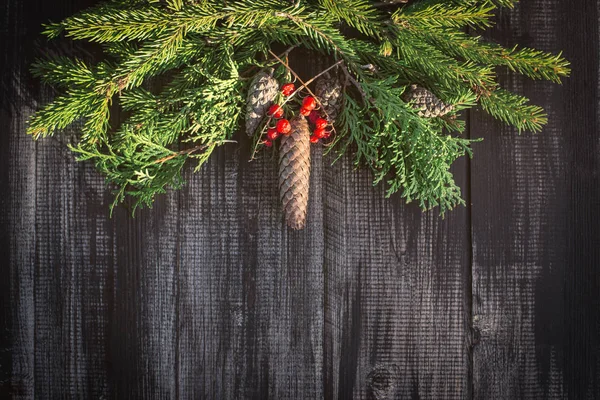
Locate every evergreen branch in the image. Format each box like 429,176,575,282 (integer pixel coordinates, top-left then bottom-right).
417,28,570,83
357,77,473,213
479,88,547,132
274,11,358,62
44,5,178,42
488,0,518,8
319,0,383,39
28,0,568,215
394,1,495,30
69,136,189,214
44,2,292,43
391,30,497,89
31,56,96,88
154,140,236,164
27,89,108,139
106,28,189,92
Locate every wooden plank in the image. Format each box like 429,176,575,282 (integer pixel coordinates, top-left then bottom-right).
174,49,325,399
176,139,325,399
471,1,600,398
107,197,179,399
11,0,116,396
2,0,181,398
1,1,35,397
323,153,472,399
2,72,38,400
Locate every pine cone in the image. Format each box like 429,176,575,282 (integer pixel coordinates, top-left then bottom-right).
402,84,453,118
279,116,311,230
245,70,279,136
315,73,344,122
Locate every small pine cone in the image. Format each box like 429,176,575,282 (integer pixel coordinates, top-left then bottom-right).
315,73,344,122
279,116,311,230
245,70,279,136
402,84,454,118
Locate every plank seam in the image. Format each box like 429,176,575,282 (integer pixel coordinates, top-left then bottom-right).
466,97,474,400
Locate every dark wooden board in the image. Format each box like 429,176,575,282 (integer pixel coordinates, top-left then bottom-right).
470,0,600,398
322,154,472,400
1,0,599,398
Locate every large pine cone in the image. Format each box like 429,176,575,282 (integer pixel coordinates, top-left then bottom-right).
279,116,311,230
315,73,344,122
245,70,279,136
402,84,454,118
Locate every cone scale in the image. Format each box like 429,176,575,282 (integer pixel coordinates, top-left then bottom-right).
278,116,311,230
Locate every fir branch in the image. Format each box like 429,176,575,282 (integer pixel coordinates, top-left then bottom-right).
479,88,547,132
273,11,359,62
394,1,495,30
319,0,383,39
392,29,497,89
31,56,96,88
106,28,191,92
27,89,108,139
416,28,570,83
488,0,518,8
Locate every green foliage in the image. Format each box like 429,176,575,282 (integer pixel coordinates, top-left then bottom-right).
393,1,496,30
29,0,569,215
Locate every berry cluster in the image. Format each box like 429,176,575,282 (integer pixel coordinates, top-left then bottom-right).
263,82,332,148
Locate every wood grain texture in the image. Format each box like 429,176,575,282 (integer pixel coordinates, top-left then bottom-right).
470,0,600,398
175,140,324,399
323,153,471,400
1,0,599,398
173,51,326,399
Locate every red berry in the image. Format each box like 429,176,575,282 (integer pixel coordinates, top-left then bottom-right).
322,131,331,140
276,119,292,135
267,128,279,141
310,135,320,144
315,118,328,129
308,110,320,124
281,83,295,96
314,127,328,139
268,104,284,119
299,107,311,116
302,96,317,111
264,139,273,147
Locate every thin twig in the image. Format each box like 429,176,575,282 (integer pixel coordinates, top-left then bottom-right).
155,140,237,164
341,63,369,103
372,0,408,7
241,46,298,78
268,49,343,115
250,52,344,161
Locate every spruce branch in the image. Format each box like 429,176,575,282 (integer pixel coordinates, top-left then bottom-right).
479,88,547,133
415,28,570,83
394,1,496,30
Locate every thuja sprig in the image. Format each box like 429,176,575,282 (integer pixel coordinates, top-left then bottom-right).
28,0,569,214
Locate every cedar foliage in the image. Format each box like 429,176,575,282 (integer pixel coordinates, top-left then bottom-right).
28,0,570,214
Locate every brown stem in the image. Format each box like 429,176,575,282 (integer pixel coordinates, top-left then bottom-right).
250,52,344,161
372,0,408,7
268,49,342,123
341,64,369,103
240,46,298,78
155,140,236,164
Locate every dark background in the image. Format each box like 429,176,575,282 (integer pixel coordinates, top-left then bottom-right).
1,0,599,398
